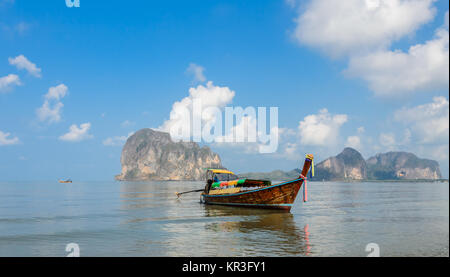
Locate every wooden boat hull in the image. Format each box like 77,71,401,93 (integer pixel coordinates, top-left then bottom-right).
201,178,304,211
201,154,313,211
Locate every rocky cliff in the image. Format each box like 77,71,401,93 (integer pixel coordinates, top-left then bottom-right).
115,128,223,181
315,147,368,181
235,148,442,181
315,148,442,181
366,152,442,180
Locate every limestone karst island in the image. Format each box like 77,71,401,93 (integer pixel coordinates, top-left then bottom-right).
116,129,443,182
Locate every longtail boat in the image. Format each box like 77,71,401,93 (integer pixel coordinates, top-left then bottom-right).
200,154,314,211
58,179,72,183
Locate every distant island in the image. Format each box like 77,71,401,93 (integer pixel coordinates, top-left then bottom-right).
115,128,222,181
116,129,443,182
241,148,443,182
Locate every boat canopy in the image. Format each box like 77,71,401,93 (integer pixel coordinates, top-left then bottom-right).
207,169,235,175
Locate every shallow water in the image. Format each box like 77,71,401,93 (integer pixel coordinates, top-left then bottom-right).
0,180,448,256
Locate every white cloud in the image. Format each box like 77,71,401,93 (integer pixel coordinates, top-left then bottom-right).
59,123,93,142
346,135,362,150
186,63,206,83
0,74,21,92
215,113,257,143
379,132,396,147
212,107,281,154
36,101,64,123
36,84,68,124
343,127,366,151
292,1,448,97
284,142,298,155
44,84,67,100
159,81,235,140
213,114,260,153
8,55,42,77
282,142,300,160
416,144,449,162
293,0,436,58
394,96,449,144
278,127,297,138
346,21,449,96
159,81,279,153
103,132,133,146
363,97,449,176
0,130,19,146
270,128,300,159
399,128,412,145
298,108,348,146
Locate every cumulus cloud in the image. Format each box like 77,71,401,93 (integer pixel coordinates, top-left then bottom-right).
343,126,367,151
214,113,260,153
293,0,436,58
364,97,449,171
346,19,449,96
186,63,206,83
8,55,42,77
416,143,449,162
103,132,133,146
36,84,68,123
292,1,448,97
59,123,93,142
298,108,348,146
280,142,300,160
44,84,67,100
36,101,64,123
0,74,21,92
158,81,278,153
159,81,235,140
215,113,257,143
0,130,19,146
394,96,449,144
379,132,396,147
346,135,362,150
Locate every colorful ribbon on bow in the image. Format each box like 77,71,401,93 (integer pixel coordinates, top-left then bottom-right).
306,154,315,179
300,174,308,202
302,154,314,202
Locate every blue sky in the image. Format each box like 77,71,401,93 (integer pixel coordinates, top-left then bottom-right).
0,0,449,180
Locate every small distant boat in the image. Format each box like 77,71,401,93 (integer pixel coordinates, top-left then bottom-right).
58,179,72,183
200,154,314,211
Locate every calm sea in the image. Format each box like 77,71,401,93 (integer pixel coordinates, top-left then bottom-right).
0,180,448,257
